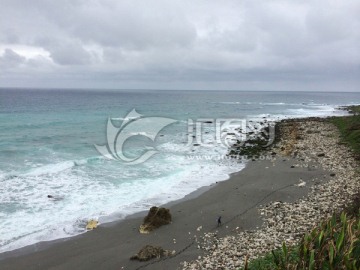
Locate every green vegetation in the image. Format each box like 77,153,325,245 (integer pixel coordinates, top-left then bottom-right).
243,247,299,270
347,105,360,115
241,108,360,270
242,210,360,270
331,105,360,160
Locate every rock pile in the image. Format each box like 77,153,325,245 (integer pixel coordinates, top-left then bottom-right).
130,245,174,261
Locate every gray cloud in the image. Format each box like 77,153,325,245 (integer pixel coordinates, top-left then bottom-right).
0,49,26,68
48,41,93,65
0,0,359,91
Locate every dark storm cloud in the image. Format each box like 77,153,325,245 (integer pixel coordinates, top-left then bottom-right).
0,0,359,90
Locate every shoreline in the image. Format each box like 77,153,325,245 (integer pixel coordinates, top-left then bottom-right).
0,124,334,269
0,166,236,260
1,113,358,270
0,105,349,255
0,159,244,259
0,159,328,270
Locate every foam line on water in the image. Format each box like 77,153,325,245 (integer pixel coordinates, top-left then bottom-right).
249,105,348,121
20,156,104,177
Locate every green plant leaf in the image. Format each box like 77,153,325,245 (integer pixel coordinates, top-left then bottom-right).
318,231,324,247
282,242,288,260
309,250,315,270
329,245,334,265
336,227,345,252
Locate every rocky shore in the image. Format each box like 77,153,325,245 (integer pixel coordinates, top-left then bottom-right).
181,117,359,269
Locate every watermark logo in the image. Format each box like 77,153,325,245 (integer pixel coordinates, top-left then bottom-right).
95,109,276,165
185,118,247,148
95,109,177,165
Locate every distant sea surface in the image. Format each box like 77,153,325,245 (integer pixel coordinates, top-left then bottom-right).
0,89,359,253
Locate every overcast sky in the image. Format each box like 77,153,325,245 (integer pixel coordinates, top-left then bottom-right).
0,0,359,91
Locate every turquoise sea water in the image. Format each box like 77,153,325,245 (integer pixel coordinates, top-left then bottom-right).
0,89,359,252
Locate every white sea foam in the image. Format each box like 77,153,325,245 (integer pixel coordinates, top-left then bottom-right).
286,105,347,117
24,161,75,176
215,101,297,106
249,104,348,121
0,170,5,181
110,116,140,121
0,137,243,253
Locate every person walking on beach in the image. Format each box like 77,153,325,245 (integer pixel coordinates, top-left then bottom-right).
217,216,222,227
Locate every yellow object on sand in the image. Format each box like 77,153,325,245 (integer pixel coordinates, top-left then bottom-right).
86,219,98,230
139,224,150,234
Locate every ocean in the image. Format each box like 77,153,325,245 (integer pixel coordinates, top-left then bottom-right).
0,89,359,253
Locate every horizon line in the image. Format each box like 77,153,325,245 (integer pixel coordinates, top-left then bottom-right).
0,87,359,93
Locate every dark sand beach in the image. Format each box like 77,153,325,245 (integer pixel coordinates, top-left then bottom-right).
0,158,330,270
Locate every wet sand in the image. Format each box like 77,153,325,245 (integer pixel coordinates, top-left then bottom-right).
0,156,330,270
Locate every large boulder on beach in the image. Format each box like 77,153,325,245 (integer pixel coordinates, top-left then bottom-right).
139,206,172,234
130,245,174,261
